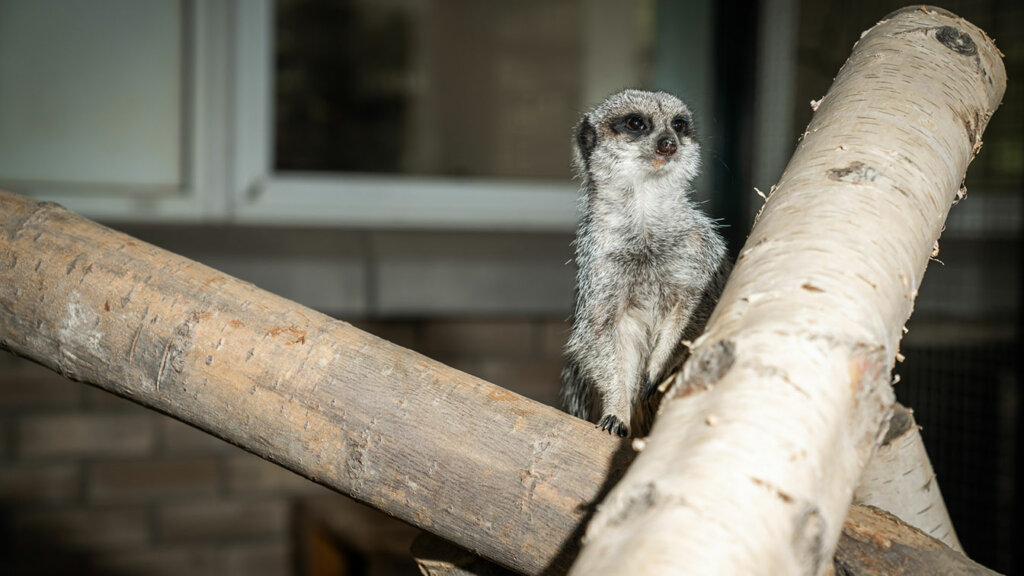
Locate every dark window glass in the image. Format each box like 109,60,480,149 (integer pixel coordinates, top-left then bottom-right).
274,0,585,179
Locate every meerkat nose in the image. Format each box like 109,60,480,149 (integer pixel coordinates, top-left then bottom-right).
656,136,678,156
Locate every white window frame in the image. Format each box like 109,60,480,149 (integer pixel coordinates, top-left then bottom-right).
230,0,579,232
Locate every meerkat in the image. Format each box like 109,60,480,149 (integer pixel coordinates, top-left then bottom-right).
561,89,730,438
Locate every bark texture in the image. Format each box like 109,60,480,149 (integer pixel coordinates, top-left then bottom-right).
855,403,961,550
835,505,999,576
568,6,1005,576
412,506,997,576
0,190,633,576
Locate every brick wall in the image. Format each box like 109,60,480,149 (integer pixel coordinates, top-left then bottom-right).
0,317,568,575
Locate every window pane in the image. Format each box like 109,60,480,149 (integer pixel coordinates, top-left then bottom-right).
274,0,591,179
0,0,183,189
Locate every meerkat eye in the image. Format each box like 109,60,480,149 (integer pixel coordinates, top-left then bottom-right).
625,115,646,132
671,116,687,133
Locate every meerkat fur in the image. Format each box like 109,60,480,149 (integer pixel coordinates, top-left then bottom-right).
561,89,730,437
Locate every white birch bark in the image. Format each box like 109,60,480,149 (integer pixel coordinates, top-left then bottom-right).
855,403,962,551
568,7,1005,575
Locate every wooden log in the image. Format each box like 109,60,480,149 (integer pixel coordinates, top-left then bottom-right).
412,506,995,576
0,189,631,575
855,403,961,551
835,505,1000,576
567,6,1005,576
0,190,1005,575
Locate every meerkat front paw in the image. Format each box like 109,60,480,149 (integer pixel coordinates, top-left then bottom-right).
597,414,629,437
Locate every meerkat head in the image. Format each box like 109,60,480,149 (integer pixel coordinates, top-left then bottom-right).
573,89,700,190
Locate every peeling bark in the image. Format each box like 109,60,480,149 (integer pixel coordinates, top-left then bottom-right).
856,403,961,551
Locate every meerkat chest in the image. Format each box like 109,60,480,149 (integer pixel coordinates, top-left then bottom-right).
598,220,704,282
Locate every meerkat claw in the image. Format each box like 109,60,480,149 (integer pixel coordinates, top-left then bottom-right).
597,414,629,437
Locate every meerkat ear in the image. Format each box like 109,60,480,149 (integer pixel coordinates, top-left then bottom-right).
577,117,597,159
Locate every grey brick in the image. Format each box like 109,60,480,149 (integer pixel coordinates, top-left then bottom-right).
0,463,81,503
89,458,219,503
351,319,423,351
224,542,291,576
226,454,331,496
421,320,537,360
306,495,420,555
17,413,155,458
473,360,563,407
119,224,369,316
92,547,223,576
11,506,150,550
159,416,233,454
539,318,570,360
84,385,149,411
373,231,574,316
0,361,82,408
159,499,289,542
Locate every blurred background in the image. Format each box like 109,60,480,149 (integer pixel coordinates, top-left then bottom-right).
0,0,1021,574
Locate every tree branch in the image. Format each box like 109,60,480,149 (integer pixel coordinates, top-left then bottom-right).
856,403,961,551
0,191,628,575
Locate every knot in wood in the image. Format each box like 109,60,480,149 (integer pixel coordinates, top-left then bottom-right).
935,26,977,56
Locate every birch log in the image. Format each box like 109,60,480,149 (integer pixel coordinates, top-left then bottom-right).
569,6,1005,576
855,403,962,551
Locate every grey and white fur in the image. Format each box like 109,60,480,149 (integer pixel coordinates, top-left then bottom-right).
561,89,730,438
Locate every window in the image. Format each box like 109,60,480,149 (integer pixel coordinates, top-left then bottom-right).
234,0,714,230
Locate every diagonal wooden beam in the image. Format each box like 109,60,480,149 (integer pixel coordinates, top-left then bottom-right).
0,189,629,575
